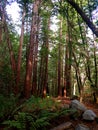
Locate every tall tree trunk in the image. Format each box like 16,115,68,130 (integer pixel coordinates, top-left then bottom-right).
72,51,85,102
65,40,72,97
24,0,41,98
58,17,62,97
42,21,50,98
38,54,43,96
32,14,40,95
64,9,72,97
15,8,26,95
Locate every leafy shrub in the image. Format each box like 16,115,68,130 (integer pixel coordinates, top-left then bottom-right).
0,94,16,121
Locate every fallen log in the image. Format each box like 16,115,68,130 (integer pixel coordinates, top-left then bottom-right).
50,122,74,130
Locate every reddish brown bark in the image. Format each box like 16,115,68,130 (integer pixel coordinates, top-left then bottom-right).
32,14,40,95
24,0,41,98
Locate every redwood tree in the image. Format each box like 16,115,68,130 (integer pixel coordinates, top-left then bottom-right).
24,0,41,98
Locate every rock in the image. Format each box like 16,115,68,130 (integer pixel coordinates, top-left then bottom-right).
50,122,74,130
70,99,87,112
75,124,90,130
82,109,97,121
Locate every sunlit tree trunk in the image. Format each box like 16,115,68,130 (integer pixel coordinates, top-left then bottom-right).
72,51,85,102
24,0,41,98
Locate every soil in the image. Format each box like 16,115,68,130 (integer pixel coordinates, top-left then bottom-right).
48,97,98,130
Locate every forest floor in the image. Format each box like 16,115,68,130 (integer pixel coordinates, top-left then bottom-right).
48,97,98,130
1,97,98,130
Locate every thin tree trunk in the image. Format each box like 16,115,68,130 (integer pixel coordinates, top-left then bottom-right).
94,44,98,87
0,22,2,43
72,51,84,102
15,8,26,95
58,17,62,97
38,54,43,96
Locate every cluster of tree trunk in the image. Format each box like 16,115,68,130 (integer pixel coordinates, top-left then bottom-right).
0,0,98,101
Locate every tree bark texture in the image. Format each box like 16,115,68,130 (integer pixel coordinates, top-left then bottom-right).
24,0,41,98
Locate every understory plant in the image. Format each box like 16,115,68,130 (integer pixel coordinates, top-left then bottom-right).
0,94,17,122
2,96,70,130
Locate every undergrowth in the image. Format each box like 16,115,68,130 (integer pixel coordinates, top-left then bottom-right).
0,94,17,122
2,96,70,130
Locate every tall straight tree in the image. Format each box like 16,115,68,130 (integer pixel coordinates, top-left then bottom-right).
24,0,41,98
38,15,51,97
15,0,27,95
58,16,62,97
64,7,72,97
37,0,53,97
32,12,40,95
42,17,50,97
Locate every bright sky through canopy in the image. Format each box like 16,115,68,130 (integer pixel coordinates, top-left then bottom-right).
6,1,98,34
6,1,20,23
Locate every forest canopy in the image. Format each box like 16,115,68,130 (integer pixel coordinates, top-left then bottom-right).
0,0,98,101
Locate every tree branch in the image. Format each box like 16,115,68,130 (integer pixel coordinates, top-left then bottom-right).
65,0,98,37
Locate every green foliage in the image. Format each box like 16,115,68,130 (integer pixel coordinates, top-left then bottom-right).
0,94,16,121
3,112,50,130
2,96,70,130
21,96,60,113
